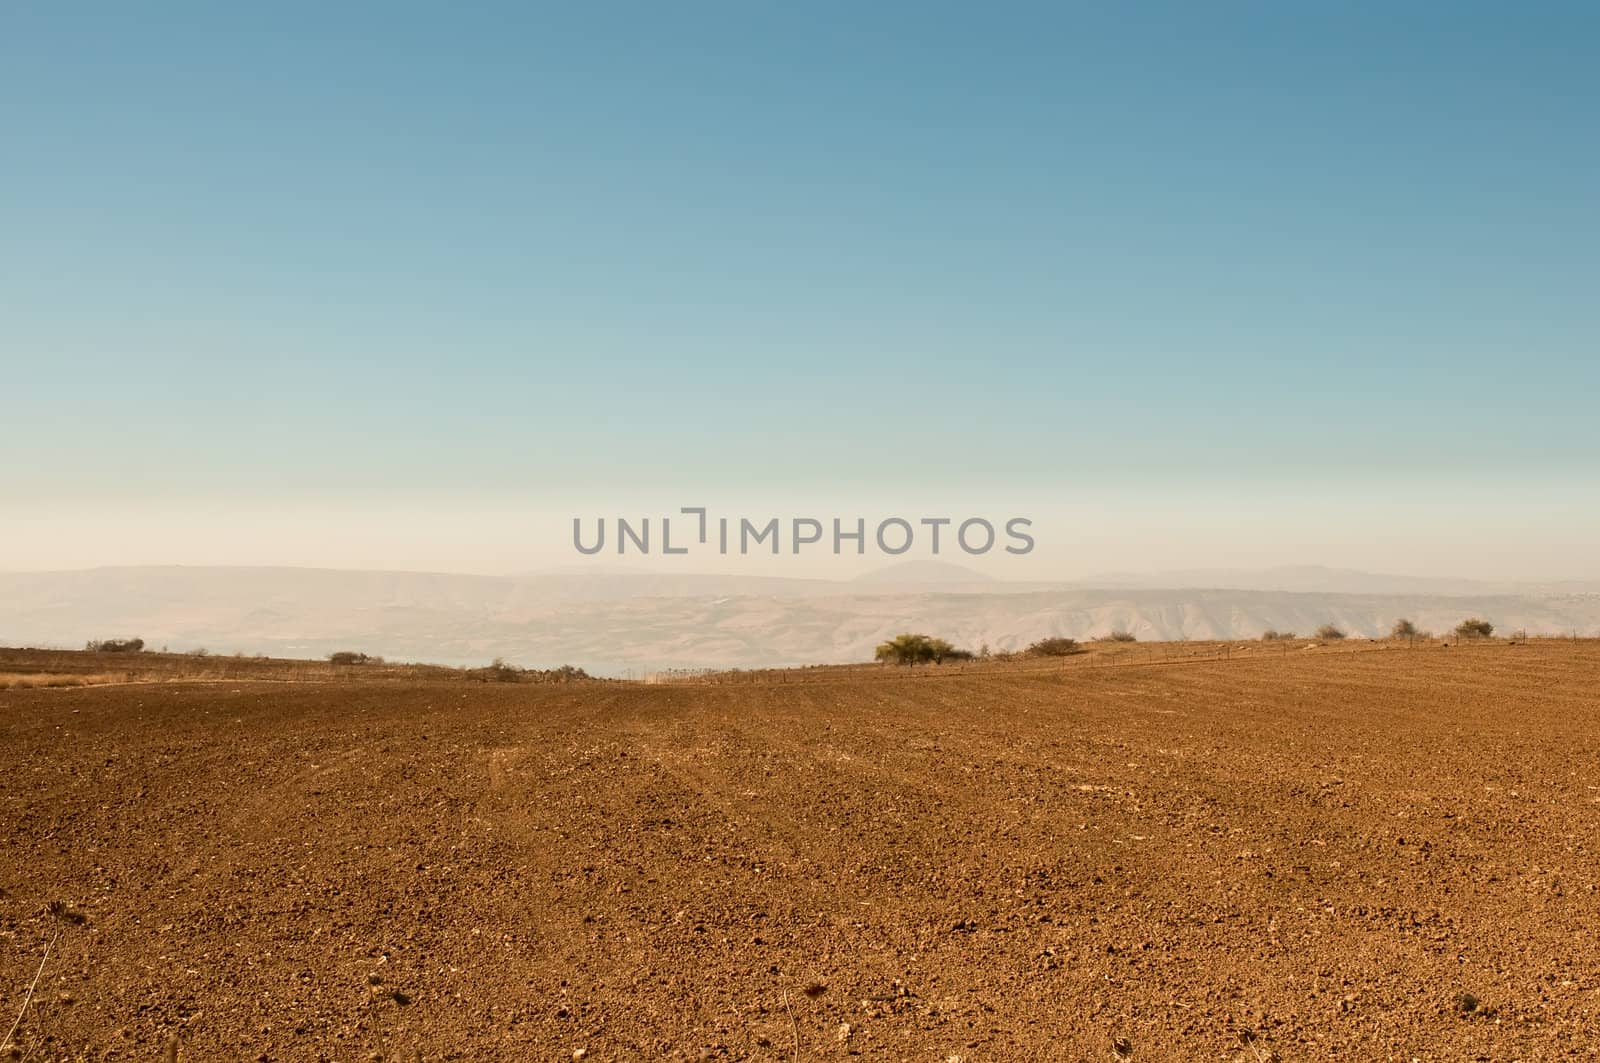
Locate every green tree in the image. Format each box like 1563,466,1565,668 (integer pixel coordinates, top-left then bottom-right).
1026,637,1081,657
874,633,965,665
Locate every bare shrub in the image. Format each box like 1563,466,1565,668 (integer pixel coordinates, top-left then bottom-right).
1315,624,1346,640
1455,617,1494,639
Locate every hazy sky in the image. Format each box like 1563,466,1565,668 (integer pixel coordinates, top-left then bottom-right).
4,3,1598,578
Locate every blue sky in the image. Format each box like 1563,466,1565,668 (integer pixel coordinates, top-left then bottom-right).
3,3,1598,575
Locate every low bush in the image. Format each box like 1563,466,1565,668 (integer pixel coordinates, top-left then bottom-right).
86,638,144,653
471,659,593,682
484,657,522,682
329,651,383,665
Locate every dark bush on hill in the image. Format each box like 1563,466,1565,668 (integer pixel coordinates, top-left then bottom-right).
329,651,383,665
86,638,144,653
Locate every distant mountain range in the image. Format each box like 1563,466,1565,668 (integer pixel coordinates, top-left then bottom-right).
1074,564,1600,597
3,564,1597,675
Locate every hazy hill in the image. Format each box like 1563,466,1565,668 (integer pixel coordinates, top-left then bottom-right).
1074,564,1582,596
4,565,1598,675
850,560,998,590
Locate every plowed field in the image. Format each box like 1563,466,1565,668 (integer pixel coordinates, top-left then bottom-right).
3,642,1599,1060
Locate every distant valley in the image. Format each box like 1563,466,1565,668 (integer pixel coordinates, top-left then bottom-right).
4,564,1598,675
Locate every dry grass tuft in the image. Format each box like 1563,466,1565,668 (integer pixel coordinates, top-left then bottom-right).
0,918,64,1055
0,673,118,690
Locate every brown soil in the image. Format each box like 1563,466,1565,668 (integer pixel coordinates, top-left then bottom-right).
2,641,1598,1060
